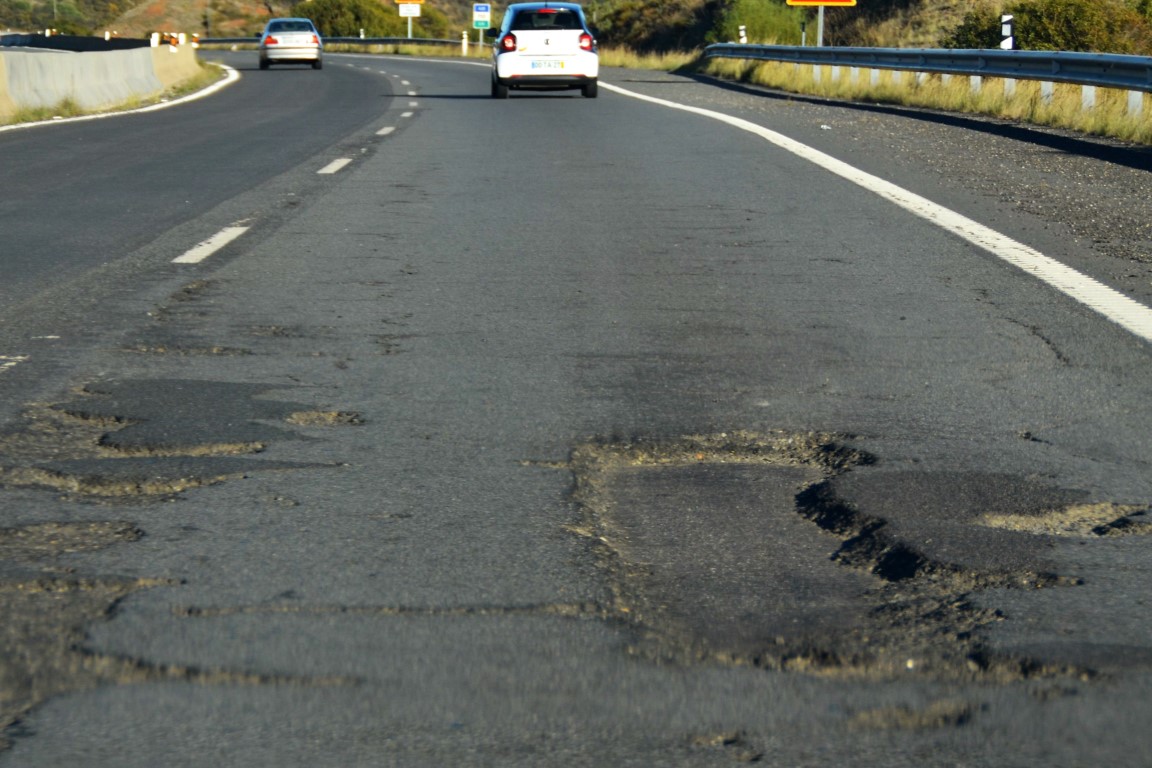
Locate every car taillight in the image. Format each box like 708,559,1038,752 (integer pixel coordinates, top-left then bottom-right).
265,35,279,45
311,34,320,45
500,32,517,52
579,33,593,51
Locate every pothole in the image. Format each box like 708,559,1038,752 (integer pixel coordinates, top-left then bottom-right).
567,431,1117,683
848,699,979,731
0,522,142,560
0,380,353,499
980,502,1152,537
285,411,365,427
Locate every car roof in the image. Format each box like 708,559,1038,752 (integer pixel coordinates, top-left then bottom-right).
265,17,316,25
505,2,585,12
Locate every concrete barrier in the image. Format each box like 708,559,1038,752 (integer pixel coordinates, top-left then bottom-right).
151,43,202,90
0,54,15,118
0,41,203,121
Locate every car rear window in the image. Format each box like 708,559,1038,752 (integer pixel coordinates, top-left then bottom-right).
510,10,582,30
269,21,314,32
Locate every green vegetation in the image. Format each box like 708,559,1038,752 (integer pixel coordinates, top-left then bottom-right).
289,0,451,39
708,0,805,45
0,0,119,34
943,0,1152,53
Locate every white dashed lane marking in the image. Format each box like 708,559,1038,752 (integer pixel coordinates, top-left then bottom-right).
0,355,29,374
317,158,353,175
377,126,396,136
172,226,250,264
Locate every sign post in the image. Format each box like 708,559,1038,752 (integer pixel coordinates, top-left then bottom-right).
786,0,855,47
473,3,491,47
396,0,423,39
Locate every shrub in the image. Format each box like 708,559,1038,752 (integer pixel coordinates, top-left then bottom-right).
942,0,1152,54
709,0,806,45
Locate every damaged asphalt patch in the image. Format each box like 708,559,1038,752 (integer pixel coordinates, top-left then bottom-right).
568,431,1146,683
0,379,356,498
0,380,363,748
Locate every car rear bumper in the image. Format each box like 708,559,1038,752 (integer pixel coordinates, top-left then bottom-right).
497,73,597,88
262,46,321,62
495,53,598,82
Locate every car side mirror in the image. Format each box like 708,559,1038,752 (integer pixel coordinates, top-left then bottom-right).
485,28,499,39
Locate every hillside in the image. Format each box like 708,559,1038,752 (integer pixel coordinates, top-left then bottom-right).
1,0,984,45
5,0,1140,52
824,0,994,48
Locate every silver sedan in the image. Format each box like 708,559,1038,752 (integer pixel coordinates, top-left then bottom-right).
258,17,323,70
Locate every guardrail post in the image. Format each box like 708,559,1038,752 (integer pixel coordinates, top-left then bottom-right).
970,75,982,95
941,73,952,87
461,31,467,55
870,69,880,87
850,67,859,85
831,66,841,83
1082,85,1096,111
1004,78,1016,98
813,65,822,84
891,70,903,86
1128,89,1144,117
916,71,928,87
1041,81,1054,104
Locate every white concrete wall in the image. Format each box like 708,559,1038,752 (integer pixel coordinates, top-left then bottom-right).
0,44,200,119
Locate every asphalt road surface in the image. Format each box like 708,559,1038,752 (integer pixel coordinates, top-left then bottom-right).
1,50,1151,766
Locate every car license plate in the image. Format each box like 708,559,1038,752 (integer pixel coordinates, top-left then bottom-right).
531,60,564,69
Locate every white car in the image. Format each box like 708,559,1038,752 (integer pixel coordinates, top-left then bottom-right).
258,17,323,70
490,2,599,98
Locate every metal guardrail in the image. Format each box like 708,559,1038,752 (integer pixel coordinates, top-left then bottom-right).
704,44,1152,94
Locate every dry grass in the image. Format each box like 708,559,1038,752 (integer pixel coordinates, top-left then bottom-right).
6,99,88,125
599,46,697,71
703,57,1152,145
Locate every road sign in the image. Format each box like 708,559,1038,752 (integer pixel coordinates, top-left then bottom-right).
473,3,491,29
786,0,856,5
399,3,421,17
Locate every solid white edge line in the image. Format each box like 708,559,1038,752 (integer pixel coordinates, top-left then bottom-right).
0,64,242,133
172,225,250,264
318,158,353,175
600,82,1152,346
